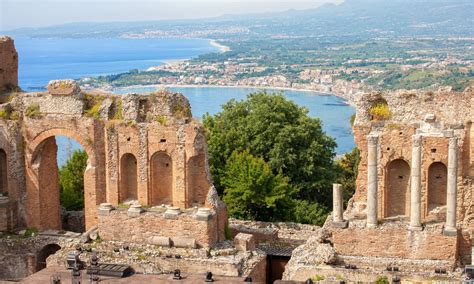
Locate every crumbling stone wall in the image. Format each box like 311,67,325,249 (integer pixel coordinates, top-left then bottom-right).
98,205,226,248
0,77,223,237
337,88,474,271
0,36,18,93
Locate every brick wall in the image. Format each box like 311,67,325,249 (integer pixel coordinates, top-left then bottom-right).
98,207,226,248
332,225,458,262
0,36,18,92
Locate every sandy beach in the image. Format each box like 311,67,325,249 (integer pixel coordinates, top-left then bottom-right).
209,40,231,52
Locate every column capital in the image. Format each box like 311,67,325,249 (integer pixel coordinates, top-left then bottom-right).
367,134,379,145
412,134,422,147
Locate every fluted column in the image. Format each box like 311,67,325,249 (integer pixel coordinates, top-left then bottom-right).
409,134,422,231
367,134,379,228
445,137,458,234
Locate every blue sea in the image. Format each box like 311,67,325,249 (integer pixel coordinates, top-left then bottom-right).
13,37,355,164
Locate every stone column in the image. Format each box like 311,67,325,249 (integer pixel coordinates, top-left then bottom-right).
333,183,343,222
367,134,379,228
409,134,422,231
333,183,348,228
445,137,458,235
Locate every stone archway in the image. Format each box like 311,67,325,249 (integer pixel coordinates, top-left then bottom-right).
36,243,61,272
150,151,172,206
26,128,100,231
187,154,209,207
385,159,411,217
119,153,138,202
0,148,7,195
428,162,447,211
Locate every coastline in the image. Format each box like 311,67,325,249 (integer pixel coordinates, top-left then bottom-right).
110,83,352,104
208,40,230,53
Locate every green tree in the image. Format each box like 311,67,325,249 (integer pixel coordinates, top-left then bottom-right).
59,150,88,211
222,150,296,222
335,147,360,205
203,92,337,207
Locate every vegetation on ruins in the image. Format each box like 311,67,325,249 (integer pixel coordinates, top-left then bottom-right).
112,99,123,120
59,150,88,211
204,92,338,224
84,93,105,119
24,103,42,119
369,100,391,121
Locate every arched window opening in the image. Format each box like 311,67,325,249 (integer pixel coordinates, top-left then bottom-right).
120,153,138,202
385,159,410,217
428,162,447,211
150,152,173,205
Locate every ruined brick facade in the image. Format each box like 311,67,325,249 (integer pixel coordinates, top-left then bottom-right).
331,89,474,275
0,39,227,249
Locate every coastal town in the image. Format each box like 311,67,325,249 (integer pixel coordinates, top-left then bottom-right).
81,38,473,103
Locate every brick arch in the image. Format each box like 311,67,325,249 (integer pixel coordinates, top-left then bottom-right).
36,243,61,272
25,128,100,231
29,128,95,166
187,153,210,207
427,162,447,211
119,153,138,202
384,158,411,218
150,151,173,206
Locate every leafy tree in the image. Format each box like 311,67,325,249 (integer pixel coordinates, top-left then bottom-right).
291,199,329,226
222,150,296,222
203,92,337,208
335,147,360,205
59,150,88,211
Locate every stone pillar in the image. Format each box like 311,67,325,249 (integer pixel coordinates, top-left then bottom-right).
333,184,343,222
333,183,348,228
367,134,379,228
445,137,458,235
409,135,422,231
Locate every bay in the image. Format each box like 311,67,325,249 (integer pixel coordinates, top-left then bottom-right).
14,37,355,164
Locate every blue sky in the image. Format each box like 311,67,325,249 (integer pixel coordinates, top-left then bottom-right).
0,0,342,31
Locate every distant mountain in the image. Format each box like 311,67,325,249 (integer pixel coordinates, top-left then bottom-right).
5,0,474,38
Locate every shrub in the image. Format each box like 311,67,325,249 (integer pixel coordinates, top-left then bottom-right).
84,94,105,119
0,109,8,119
25,103,42,118
155,115,167,126
369,101,391,120
375,276,389,284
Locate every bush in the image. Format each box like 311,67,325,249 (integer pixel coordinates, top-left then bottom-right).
291,199,329,226
369,101,391,120
25,103,42,118
0,109,8,119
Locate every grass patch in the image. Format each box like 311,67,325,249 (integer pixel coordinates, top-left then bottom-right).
84,94,105,119
25,103,42,119
24,228,38,237
112,99,123,120
375,276,389,284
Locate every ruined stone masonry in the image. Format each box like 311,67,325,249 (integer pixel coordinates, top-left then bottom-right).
284,88,474,282
0,36,227,244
